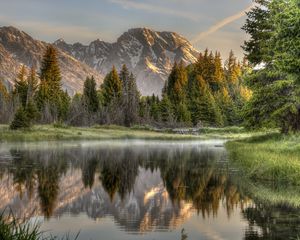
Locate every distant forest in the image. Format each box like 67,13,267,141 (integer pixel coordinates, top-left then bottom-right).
0,0,299,133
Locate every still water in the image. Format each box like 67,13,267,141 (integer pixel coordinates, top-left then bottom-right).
0,140,299,240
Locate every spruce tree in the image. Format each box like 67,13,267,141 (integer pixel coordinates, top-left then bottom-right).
119,65,140,126
242,0,300,132
14,65,28,107
188,75,223,127
10,107,31,130
83,76,99,113
101,66,122,106
27,67,39,103
159,94,174,123
35,45,69,120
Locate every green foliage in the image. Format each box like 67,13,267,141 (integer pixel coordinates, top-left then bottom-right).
10,107,31,130
120,65,140,126
188,75,223,127
165,61,188,105
35,45,70,121
83,76,99,113
0,210,79,240
159,94,174,123
101,66,122,106
227,132,300,185
14,65,29,107
242,0,273,65
242,0,300,133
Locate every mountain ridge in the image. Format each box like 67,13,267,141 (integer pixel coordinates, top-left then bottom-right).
0,26,199,96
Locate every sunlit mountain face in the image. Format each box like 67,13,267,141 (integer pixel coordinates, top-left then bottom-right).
0,141,300,240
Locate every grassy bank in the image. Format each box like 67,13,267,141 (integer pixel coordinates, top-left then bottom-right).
227,133,300,185
0,211,78,240
0,124,263,142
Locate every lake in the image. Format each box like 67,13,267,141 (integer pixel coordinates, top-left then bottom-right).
0,140,299,240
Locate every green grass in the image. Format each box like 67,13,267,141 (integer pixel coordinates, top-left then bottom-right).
227,132,300,185
0,124,263,142
0,211,79,240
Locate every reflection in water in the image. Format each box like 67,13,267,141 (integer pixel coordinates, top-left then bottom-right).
0,141,299,239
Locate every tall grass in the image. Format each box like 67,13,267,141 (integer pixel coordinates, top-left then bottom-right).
0,211,79,240
226,133,300,185
0,124,263,142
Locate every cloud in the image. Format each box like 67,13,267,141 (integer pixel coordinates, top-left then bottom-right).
108,0,199,21
191,4,254,44
0,15,101,43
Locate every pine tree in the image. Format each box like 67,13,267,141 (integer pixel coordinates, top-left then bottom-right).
166,62,188,104
83,76,99,113
118,65,140,126
10,107,31,130
149,94,160,121
212,52,225,91
159,94,174,123
188,75,223,126
215,87,237,126
101,66,122,106
242,0,273,65
27,67,39,103
242,0,300,132
14,65,28,107
35,45,69,120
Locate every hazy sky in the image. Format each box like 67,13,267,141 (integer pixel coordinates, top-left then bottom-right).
0,0,253,60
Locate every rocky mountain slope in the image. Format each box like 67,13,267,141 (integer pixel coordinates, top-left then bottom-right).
0,26,103,95
54,28,199,95
0,26,199,96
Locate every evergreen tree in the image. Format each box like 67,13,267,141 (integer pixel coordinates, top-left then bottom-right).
159,94,174,123
101,66,122,106
35,45,70,120
242,0,300,132
215,87,237,126
149,95,160,121
83,76,99,113
212,52,225,91
14,65,28,107
242,0,273,65
166,62,188,104
165,61,190,122
119,65,140,126
188,75,223,126
27,67,39,103
10,107,31,130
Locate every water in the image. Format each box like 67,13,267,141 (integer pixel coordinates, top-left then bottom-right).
0,140,299,240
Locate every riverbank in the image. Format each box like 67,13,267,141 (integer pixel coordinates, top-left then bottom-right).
0,124,263,142
227,133,300,185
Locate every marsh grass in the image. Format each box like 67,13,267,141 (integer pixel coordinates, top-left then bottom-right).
0,211,79,240
227,133,300,185
0,124,264,142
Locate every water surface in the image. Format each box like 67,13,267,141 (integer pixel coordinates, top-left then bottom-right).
0,140,299,240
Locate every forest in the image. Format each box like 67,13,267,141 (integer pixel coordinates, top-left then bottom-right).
0,0,299,134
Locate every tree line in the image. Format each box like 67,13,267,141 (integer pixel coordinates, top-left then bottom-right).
0,44,250,129
0,0,298,133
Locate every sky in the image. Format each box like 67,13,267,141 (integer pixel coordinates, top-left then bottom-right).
0,0,253,60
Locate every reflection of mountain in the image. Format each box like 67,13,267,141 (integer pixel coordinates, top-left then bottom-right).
0,141,300,238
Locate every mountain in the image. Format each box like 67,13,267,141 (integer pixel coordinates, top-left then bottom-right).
0,26,103,95
54,28,199,96
0,26,199,96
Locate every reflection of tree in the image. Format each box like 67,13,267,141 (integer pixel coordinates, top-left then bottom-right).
100,163,120,201
37,165,60,219
242,205,300,239
3,143,300,240
99,149,139,201
8,149,68,218
9,150,36,199
82,158,98,189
